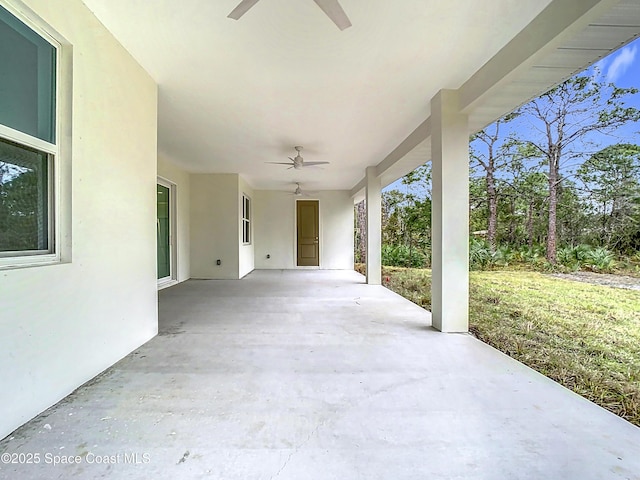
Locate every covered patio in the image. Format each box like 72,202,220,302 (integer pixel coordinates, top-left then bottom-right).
2,270,639,479
3,0,640,469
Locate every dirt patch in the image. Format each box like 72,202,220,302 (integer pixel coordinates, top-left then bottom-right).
550,271,640,291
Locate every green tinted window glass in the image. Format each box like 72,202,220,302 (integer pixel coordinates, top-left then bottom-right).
157,185,170,279
0,5,56,143
0,137,49,253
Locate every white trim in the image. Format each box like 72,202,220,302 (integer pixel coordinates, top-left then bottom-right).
241,193,251,245
157,177,177,287
0,0,70,270
0,125,56,154
1,0,65,48
158,279,178,290
0,253,59,269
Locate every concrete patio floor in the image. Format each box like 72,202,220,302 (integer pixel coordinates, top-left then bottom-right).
1,269,639,479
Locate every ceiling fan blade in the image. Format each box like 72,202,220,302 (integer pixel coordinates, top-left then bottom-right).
227,0,261,20
312,0,352,30
265,162,294,165
303,161,330,166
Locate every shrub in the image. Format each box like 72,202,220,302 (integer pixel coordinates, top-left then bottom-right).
515,245,546,265
380,240,632,274
584,247,616,272
469,238,492,270
493,244,514,266
469,239,514,270
557,246,581,271
554,244,616,272
381,244,428,268
556,244,598,271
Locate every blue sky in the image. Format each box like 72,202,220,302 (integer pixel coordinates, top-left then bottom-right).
595,37,640,90
385,36,640,194
589,37,640,141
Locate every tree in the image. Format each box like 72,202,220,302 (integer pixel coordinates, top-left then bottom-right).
382,189,407,246
0,167,40,251
555,178,586,248
515,76,640,263
354,200,366,263
469,176,489,235
577,143,640,251
506,168,548,248
400,164,431,257
469,116,516,251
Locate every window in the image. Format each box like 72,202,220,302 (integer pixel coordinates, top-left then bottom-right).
0,3,58,262
242,194,251,244
157,178,177,286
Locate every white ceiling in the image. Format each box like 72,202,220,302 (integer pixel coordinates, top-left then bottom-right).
79,0,637,192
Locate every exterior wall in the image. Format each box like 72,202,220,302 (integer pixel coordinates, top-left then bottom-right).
254,190,354,270
254,190,295,268
158,153,191,283
0,0,158,439
190,173,256,280
190,174,239,279
238,175,255,278
318,191,355,269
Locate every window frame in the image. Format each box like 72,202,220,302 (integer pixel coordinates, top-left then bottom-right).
0,1,66,269
0,137,54,258
157,176,178,288
242,193,251,245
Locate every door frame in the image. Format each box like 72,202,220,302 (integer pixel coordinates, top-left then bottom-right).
294,198,321,268
157,176,178,289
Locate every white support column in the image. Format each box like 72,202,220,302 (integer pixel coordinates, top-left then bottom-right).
431,89,469,332
365,166,382,285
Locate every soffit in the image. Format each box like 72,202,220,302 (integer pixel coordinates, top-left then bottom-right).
80,0,554,190
374,0,640,191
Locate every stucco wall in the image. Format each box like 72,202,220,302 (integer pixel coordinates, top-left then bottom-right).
254,190,295,268
190,173,256,279
317,191,355,269
158,153,191,283
190,173,239,279
0,0,158,439
254,190,354,270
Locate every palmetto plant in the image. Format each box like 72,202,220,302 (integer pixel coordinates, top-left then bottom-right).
381,244,428,268
516,245,545,264
584,247,616,272
469,238,492,270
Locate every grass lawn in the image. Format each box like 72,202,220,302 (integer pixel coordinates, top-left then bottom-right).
375,266,640,427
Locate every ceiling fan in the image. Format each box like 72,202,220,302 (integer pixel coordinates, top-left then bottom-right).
227,0,352,31
266,146,330,170
290,182,318,197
